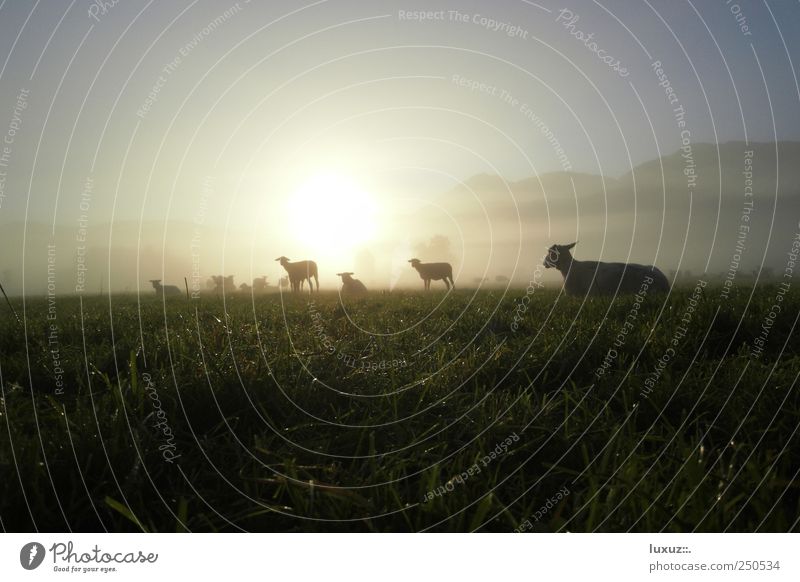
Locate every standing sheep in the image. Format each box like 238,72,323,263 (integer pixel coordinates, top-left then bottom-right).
408,258,455,290
543,242,670,296
149,279,181,296
252,276,270,293
337,272,367,295
276,256,319,292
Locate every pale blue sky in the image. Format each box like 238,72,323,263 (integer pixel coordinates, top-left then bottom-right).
1,0,798,291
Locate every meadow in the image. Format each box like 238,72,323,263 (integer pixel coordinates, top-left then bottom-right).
1,284,798,532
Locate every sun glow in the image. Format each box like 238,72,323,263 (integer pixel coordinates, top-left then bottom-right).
285,172,378,257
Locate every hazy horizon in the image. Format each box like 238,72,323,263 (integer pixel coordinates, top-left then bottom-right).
1,1,799,295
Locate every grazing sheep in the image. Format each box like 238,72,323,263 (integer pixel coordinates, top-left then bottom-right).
408,258,455,290
276,256,319,292
208,275,236,295
252,276,269,293
543,242,670,296
337,272,367,295
149,279,181,296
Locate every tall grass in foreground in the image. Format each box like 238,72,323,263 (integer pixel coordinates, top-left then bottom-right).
0,286,798,532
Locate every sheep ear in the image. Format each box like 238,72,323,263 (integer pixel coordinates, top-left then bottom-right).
565,242,577,250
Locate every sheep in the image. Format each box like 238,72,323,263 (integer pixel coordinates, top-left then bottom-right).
149,279,181,296
408,258,455,290
337,272,367,295
276,256,319,292
207,275,236,295
543,242,670,296
252,276,270,293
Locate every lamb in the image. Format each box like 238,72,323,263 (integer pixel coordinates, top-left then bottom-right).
276,256,318,292
149,279,181,296
337,272,367,295
252,276,269,293
408,258,455,290
543,242,670,296
207,275,236,295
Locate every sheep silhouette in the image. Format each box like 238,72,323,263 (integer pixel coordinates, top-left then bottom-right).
149,279,181,296
276,256,318,292
337,272,367,295
408,259,454,290
544,242,669,296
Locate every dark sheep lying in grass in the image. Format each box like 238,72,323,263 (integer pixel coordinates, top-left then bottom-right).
408,258,454,290
276,256,319,292
337,272,367,295
543,242,670,296
149,279,181,296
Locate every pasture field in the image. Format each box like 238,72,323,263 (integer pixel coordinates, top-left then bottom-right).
1,285,798,532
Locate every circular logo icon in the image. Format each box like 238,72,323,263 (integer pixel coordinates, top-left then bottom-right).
20,542,46,570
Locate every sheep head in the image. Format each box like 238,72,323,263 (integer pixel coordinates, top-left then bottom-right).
337,272,355,280
275,256,289,266
149,279,162,286
408,258,421,268
544,242,577,269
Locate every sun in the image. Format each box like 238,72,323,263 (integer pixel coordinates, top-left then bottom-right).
285,172,378,257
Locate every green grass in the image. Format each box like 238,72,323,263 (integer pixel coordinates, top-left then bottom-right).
1,286,798,532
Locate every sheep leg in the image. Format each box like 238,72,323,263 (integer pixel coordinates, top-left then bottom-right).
443,278,450,290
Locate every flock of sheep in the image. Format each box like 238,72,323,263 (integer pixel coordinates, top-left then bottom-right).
150,242,670,297
274,255,454,294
